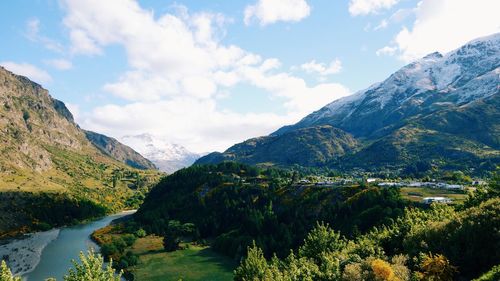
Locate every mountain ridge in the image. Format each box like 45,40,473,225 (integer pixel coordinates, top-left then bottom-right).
274,32,500,137
196,33,500,174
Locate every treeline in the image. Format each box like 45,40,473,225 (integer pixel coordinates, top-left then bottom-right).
0,192,108,236
91,225,140,273
134,162,408,260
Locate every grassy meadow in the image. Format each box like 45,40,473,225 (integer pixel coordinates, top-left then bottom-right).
129,236,236,281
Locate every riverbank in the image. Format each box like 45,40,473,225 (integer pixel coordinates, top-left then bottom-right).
0,229,60,276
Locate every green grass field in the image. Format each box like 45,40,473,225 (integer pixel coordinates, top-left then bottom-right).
400,186,469,203
130,236,236,281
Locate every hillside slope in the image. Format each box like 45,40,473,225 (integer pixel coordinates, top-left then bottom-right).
0,66,160,236
196,126,359,167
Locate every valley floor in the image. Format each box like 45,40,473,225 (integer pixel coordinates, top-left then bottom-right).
129,236,236,281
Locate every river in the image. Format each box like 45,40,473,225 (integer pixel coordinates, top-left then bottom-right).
0,211,135,281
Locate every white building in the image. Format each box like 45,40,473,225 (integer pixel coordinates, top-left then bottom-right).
422,197,452,204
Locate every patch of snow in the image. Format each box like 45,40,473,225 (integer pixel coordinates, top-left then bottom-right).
120,134,201,173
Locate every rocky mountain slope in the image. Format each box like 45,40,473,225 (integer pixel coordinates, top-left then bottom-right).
121,134,200,173
0,66,160,236
277,33,499,138
196,33,500,173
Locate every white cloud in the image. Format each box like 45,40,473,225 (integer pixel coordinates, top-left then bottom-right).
44,58,73,70
374,19,388,30
366,8,413,32
79,98,295,152
300,59,342,76
234,64,350,114
349,0,399,16
382,0,500,61
375,46,397,56
244,0,311,26
25,18,64,53
389,8,413,23
0,61,52,84
69,29,102,55
61,0,350,152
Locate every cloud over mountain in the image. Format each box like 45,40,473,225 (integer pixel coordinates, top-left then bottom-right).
61,0,349,152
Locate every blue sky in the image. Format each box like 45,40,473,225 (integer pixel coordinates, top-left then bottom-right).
1,0,499,152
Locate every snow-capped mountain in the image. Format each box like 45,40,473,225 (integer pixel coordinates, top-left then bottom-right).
197,33,500,173
120,134,201,173
275,32,500,137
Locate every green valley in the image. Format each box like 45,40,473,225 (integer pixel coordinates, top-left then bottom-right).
0,6,498,281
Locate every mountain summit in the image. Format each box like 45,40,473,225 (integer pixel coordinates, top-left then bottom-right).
196,33,500,174
275,32,500,137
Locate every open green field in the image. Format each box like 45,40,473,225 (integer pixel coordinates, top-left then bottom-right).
400,186,470,203
130,236,236,281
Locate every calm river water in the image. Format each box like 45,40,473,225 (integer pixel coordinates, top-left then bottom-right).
22,211,135,281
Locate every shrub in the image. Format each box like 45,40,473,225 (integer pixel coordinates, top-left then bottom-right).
63,249,122,281
135,228,146,238
417,253,457,281
0,261,21,281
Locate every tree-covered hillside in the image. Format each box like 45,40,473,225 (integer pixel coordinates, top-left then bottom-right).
129,163,500,280
135,163,408,259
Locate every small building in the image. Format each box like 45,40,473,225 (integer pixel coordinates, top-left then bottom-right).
378,182,402,187
422,197,452,204
443,184,463,190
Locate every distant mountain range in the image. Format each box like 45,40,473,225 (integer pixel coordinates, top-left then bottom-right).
121,134,201,173
197,33,500,174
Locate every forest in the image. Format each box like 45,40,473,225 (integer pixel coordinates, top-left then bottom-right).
120,162,500,280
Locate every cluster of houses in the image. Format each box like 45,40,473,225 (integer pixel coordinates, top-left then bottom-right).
296,176,489,205
298,178,354,186
377,181,464,190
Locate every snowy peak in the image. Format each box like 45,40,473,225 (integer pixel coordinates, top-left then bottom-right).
276,32,500,137
120,134,201,173
422,52,443,60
